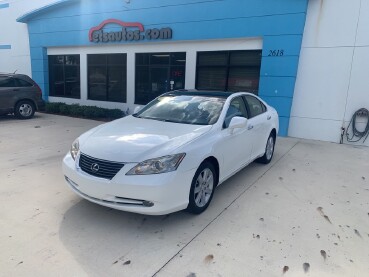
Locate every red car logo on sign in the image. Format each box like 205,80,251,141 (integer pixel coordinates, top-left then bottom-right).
89,19,172,43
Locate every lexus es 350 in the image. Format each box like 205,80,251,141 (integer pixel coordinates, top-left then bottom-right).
62,90,279,215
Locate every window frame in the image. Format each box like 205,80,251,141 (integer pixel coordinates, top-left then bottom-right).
87,53,127,103
243,95,267,118
223,96,249,129
195,50,262,94
48,54,81,99
135,52,186,105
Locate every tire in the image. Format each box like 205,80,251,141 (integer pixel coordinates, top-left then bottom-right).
186,161,217,214
256,132,275,164
15,100,35,119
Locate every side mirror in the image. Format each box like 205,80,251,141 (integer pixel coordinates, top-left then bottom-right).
134,106,142,114
229,116,247,130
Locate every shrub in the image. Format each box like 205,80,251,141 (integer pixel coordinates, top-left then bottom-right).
69,104,84,117
82,106,97,118
107,109,124,119
44,102,125,120
58,103,69,115
45,102,63,113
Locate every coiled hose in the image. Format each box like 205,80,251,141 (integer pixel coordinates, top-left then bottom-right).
346,108,369,143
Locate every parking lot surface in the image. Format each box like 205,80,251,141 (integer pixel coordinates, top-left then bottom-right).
1,113,368,277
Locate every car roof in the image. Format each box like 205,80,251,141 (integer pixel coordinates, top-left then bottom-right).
164,89,236,98
0,73,30,78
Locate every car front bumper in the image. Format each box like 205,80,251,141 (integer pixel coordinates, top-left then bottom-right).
62,153,195,215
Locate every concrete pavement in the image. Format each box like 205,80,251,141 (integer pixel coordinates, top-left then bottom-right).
0,113,368,277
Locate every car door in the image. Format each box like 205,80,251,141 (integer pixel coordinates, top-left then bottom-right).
0,76,17,111
215,96,253,179
243,95,270,159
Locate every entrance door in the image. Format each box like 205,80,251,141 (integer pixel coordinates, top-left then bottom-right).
150,67,170,96
135,52,186,105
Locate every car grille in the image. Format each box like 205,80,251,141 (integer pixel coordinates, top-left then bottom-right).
79,153,125,180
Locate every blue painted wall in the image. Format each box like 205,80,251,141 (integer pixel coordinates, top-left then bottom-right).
0,3,9,9
0,45,11,49
18,0,308,136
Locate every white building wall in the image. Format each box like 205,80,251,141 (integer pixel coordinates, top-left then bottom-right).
290,0,369,146
0,0,57,75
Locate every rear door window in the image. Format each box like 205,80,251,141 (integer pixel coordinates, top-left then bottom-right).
15,78,33,87
244,95,266,118
0,77,16,87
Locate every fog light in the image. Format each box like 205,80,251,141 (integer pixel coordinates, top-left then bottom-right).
143,201,154,207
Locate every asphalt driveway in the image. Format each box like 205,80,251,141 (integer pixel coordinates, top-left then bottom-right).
0,113,368,277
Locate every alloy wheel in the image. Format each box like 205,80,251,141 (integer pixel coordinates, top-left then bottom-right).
194,168,214,207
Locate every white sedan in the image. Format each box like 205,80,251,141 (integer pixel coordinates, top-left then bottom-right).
62,90,279,215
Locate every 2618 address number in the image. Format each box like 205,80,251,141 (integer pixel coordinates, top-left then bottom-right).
268,50,284,57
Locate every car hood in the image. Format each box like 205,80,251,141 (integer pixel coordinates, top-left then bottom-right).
80,115,212,162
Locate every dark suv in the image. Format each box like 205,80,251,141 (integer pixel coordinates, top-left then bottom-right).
0,73,45,119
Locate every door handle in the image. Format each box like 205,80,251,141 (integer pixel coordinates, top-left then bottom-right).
267,115,271,120
13,89,19,91
247,125,254,130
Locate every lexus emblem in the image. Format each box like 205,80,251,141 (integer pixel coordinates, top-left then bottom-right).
91,163,100,172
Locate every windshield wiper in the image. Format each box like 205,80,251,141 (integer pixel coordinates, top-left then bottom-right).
140,116,167,122
140,116,182,123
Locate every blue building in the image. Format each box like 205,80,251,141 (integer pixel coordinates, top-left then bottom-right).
17,0,309,136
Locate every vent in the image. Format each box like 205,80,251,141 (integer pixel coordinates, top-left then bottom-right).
79,153,124,180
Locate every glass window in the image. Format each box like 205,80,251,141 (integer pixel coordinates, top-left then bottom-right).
244,95,266,118
87,54,127,102
196,50,261,94
224,97,248,128
196,68,227,91
230,51,261,66
228,67,260,92
198,52,228,66
135,52,186,105
0,77,16,87
15,79,33,87
48,55,80,98
134,94,225,125
150,53,170,65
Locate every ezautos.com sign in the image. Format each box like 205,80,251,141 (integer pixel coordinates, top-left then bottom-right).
89,19,173,43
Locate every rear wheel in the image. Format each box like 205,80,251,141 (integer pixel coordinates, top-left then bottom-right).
187,162,216,214
256,132,275,164
15,100,35,119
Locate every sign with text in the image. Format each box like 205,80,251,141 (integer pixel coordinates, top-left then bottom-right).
89,19,173,43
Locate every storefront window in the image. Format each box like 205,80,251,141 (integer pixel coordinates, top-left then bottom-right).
88,54,127,102
196,50,261,94
135,52,186,105
48,55,80,98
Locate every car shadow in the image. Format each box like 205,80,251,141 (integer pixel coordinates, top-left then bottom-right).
0,114,16,121
57,161,271,276
58,199,198,275
0,113,43,121
57,139,295,275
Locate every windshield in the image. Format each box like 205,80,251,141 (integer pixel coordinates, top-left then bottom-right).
134,95,226,125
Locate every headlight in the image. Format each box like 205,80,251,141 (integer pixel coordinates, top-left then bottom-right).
70,139,79,160
126,153,186,175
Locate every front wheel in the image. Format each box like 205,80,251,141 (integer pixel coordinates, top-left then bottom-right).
186,162,216,214
256,133,275,164
15,100,35,119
